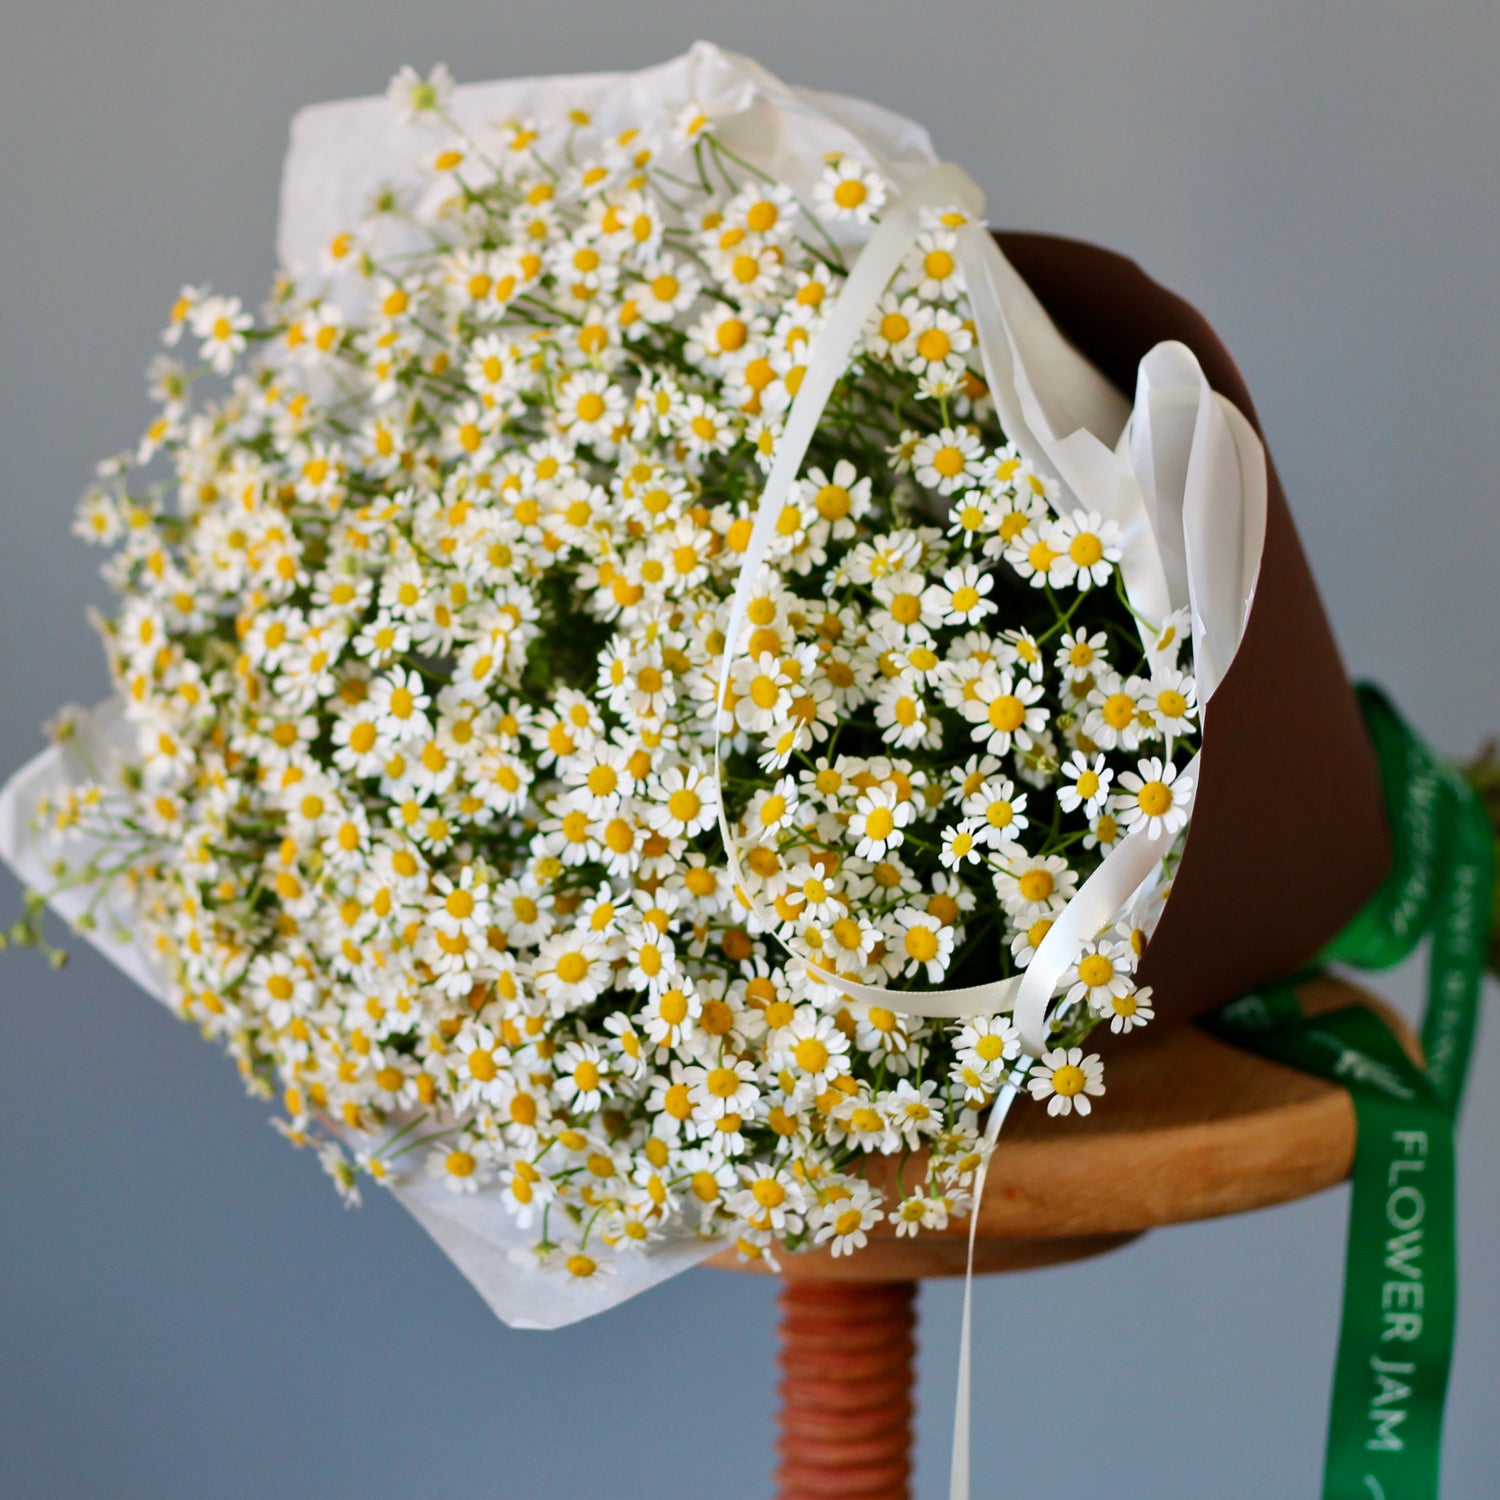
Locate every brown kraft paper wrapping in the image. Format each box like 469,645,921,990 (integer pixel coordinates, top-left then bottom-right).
994,231,1393,1030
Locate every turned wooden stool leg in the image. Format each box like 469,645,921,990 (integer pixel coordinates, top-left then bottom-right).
775,1279,918,1500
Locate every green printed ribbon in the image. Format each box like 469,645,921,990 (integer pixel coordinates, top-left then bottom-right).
1208,684,1494,1500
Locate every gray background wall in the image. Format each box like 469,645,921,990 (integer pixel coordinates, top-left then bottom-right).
2,3,1497,1496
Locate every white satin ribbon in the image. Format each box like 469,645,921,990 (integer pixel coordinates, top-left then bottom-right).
709,160,1268,1500
948,1054,1030,1500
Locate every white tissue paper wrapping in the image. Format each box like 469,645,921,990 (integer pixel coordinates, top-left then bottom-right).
0,40,1266,1329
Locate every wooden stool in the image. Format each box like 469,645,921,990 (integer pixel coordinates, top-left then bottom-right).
709,976,1415,1499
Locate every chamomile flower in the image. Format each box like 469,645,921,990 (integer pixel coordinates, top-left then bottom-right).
800,460,871,540
925,563,996,626
1063,937,1136,1014
954,1014,1020,1074
190,295,252,374
554,1040,610,1114
913,427,985,494
532,931,610,1013
729,1165,808,1236
848,785,914,859
387,63,454,124
427,1140,487,1193
368,668,433,743
429,866,492,938
773,1008,850,1090
1104,983,1156,1034
867,292,921,361
908,229,964,300
1083,675,1151,752
686,1058,760,1121
814,157,887,222
1028,1048,1105,1117
994,853,1077,920
1057,752,1113,817
905,306,972,378
811,1184,884,1257
1055,629,1109,685
1049,510,1122,590
889,906,956,982
649,763,718,838
1113,757,1195,839
939,820,984,870
557,371,627,446
962,670,1047,756
1146,667,1199,739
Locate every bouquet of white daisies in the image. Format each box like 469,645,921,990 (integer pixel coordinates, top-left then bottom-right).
5,46,1298,1315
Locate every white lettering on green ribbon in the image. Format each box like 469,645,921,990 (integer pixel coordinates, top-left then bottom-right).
1306,1030,1416,1100
1380,1132,1427,1346
1426,856,1483,1090
1389,747,1439,941
1367,1354,1415,1452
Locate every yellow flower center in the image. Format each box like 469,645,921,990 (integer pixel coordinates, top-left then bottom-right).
746,200,780,232
794,1037,829,1073
668,788,702,823
1077,954,1114,988
815,483,851,520
1138,781,1174,817
904,926,939,962
555,951,589,985
752,1177,787,1207
1027,539,1058,573
931,444,965,477
1051,1065,1085,1098
1069,533,1104,567
987,695,1025,732
700,1000,734,1036
917,328,951,362
706,1066,742,1099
